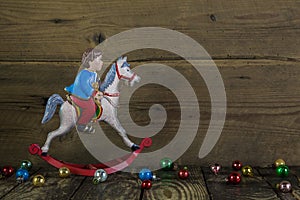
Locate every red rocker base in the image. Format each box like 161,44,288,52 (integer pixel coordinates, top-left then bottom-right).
29,138,152,176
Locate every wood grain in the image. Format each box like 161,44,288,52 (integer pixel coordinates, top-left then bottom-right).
256,167,300,200
0,59,300,168
202,166,279,200
1,167,298,200
0,0,299,61
70,166,209,200
150,167,209,200
70,172,140,200
0,167,40,199
2,170,85,200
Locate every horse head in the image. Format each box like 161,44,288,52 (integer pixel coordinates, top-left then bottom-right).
116,56,140,86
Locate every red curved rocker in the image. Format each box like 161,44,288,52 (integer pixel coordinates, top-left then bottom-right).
29,138,152,176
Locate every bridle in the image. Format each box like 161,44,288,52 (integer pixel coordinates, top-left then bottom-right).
102,62,136,99
115,62,136,82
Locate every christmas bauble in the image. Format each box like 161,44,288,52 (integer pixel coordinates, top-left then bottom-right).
141,180,152,190
210,163,221,175
58,167,71,178
160,158,174,171
274,159,286,168
178,167,189,179
20,160,32,171
241,165,254,177
277,181,292,193
226,172,241,184
276,165,289,177
232,160,242,171
139,168,153,181
1,166,15,177
94,169,108,183
32,175,45,186
16,168,29,183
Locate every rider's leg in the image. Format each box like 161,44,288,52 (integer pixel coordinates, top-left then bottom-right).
70,96,96,133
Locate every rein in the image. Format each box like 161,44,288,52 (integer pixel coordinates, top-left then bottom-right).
103,62,136,98
115,62,136,82
101,62,136,107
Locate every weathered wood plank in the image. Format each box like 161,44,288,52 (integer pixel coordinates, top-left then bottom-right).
0,0,299,60
71,171,140,200
256,167,300,200
71,166,209,200
0,59,300,168
2,170,85,200
0,167,40,199
202,166,279,200
151,166,209,200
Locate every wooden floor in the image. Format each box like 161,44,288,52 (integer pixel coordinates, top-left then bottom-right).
0,166,299,200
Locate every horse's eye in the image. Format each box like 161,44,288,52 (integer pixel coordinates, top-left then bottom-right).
126,69,130,72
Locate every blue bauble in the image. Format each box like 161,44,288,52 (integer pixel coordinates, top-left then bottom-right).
16,168,29,182
139,168,153,181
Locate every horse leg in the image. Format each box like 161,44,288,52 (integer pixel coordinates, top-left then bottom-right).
41,102,76,154
105,116,140,151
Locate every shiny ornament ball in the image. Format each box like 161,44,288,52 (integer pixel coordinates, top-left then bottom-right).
16,168,29,182
241,165,254,177
1,166,15,177
210,163,221,175
94,169,108,183
274,159,286,168
226,172,242,184
277,181,292,193
160,158,174,171
141,180,152,190
276,165,289,177
92,177,101,185
178,167,189,179
232,160,243,171
58,167,71,178
32,175,45,186
20,160,32,171
139,168,153,181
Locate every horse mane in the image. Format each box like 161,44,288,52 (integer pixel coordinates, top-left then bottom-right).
100,57,130,92
100,63,116,92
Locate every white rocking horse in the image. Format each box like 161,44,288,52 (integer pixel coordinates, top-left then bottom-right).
40,56,141,155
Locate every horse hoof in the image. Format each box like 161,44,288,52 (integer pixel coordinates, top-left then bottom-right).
41,152,48,157
131,144,140,152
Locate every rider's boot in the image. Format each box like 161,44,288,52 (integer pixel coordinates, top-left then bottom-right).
77,124,95,134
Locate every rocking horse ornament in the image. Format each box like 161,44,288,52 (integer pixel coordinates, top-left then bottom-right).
29,48,152,176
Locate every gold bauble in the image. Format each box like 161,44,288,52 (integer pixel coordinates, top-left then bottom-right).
274,159,285,168
32,175,45,186
58,167,71,178
241,165,254,177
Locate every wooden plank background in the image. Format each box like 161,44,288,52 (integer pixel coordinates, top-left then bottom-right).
0,0,299,169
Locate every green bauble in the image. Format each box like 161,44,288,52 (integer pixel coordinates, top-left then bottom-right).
160,158,174,171
20,160,32,171
276,165,289,177
92,177,100,185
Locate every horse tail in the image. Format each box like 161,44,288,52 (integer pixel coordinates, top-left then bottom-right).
41,94,64,124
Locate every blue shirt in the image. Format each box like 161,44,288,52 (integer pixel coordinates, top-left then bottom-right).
65,69,98,100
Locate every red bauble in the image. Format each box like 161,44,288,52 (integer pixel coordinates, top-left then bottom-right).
178,168,189,179
210,163,221,175
141,180,152,190
1,166,15,177
226,172,242,184
232,160,242,171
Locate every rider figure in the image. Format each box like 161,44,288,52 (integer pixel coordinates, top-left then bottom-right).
65,48,103,133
